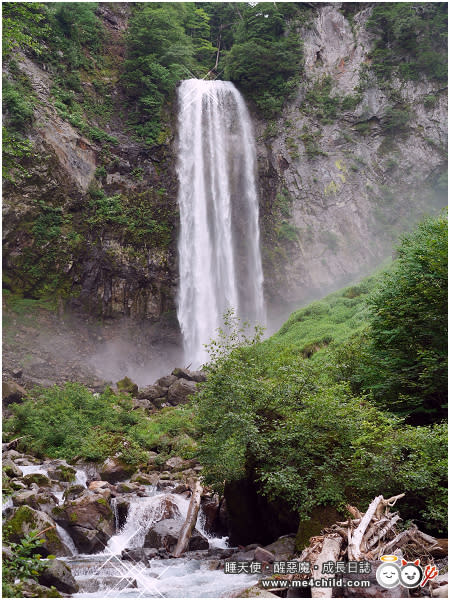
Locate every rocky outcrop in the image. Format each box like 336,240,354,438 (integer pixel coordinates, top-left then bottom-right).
99,457,135,484
56,491,115,553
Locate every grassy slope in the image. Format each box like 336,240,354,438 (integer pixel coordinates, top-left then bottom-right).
266,272,383,358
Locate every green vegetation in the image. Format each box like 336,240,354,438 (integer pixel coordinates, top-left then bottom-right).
366,3,447,83
196,215,448,533
87,187,172,247
302,76,362,124
4,383,197,467
363,214,447,422
223,3,302,117
123,3,215,145
2,531,50,598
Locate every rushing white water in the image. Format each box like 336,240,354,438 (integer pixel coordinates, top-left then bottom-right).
56,524,78,556
177,79,265,368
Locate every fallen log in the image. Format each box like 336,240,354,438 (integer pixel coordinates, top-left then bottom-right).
172,479,203,557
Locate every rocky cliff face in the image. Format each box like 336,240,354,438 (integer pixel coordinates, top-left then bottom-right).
255,4,447,324
3,4,179,327
3,3,447,334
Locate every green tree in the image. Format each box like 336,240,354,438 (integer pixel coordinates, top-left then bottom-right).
224,3,302,117
366,213,447,422
366,3,448,82
2,2,49,56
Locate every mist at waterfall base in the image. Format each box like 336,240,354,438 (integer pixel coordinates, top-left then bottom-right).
176,79,266,369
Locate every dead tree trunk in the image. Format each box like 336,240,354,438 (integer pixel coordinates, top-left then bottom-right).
173,479,203,557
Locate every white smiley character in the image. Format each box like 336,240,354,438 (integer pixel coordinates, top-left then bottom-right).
399,560,423,588
376,563,401,588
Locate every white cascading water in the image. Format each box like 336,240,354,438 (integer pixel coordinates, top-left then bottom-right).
177,79,265,368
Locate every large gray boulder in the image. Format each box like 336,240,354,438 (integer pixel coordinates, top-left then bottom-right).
2,380,27,405
138,384,166,400
3,459,23,478
144,518,208,552
167,378,197,405
38,559,79,594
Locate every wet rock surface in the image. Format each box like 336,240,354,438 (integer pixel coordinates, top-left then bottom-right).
144,518,209,552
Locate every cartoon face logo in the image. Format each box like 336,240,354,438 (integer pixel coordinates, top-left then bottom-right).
399,559,423,588
376,563,401,588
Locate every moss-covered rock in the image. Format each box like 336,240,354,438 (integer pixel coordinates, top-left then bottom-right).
116,376,138,396
23,473,51,487
4,506,69,557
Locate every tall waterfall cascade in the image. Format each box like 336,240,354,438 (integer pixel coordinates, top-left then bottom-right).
176,79,265,368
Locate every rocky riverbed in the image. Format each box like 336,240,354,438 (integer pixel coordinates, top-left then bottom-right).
2,443,299,598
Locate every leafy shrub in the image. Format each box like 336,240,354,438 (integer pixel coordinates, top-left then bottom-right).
4,383,200,466
196,332,447,532
2,531,47,598
364,213,448,422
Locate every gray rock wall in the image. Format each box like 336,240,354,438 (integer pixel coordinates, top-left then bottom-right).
254,4,447,324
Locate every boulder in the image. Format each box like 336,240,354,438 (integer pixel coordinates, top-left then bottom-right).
23,473,51,487
12,489,58,514
144,518,209,552
3,459,23,478
116,377,138,396
61,493,114,530
38,559,79,594
264,535,296,561
156,375,177,389
63,485,86,502
171,368,206,382
69,526,107,554
2,380,27,405
88,480,111,492
138,384,167,400
167,379,197,405
18,579,63,597
121,547,158,565
131,398,152,410
58,492,114,553
99,457,135,483
46,464,76,483
164,457,185,472
254,546,275,564
5,506,70,556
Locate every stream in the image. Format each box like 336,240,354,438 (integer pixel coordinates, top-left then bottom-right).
5,463,258,597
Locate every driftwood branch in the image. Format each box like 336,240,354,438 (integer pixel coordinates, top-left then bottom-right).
173,479,203,557
293,493,440,596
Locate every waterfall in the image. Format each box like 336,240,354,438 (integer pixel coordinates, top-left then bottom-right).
176,79,265,368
